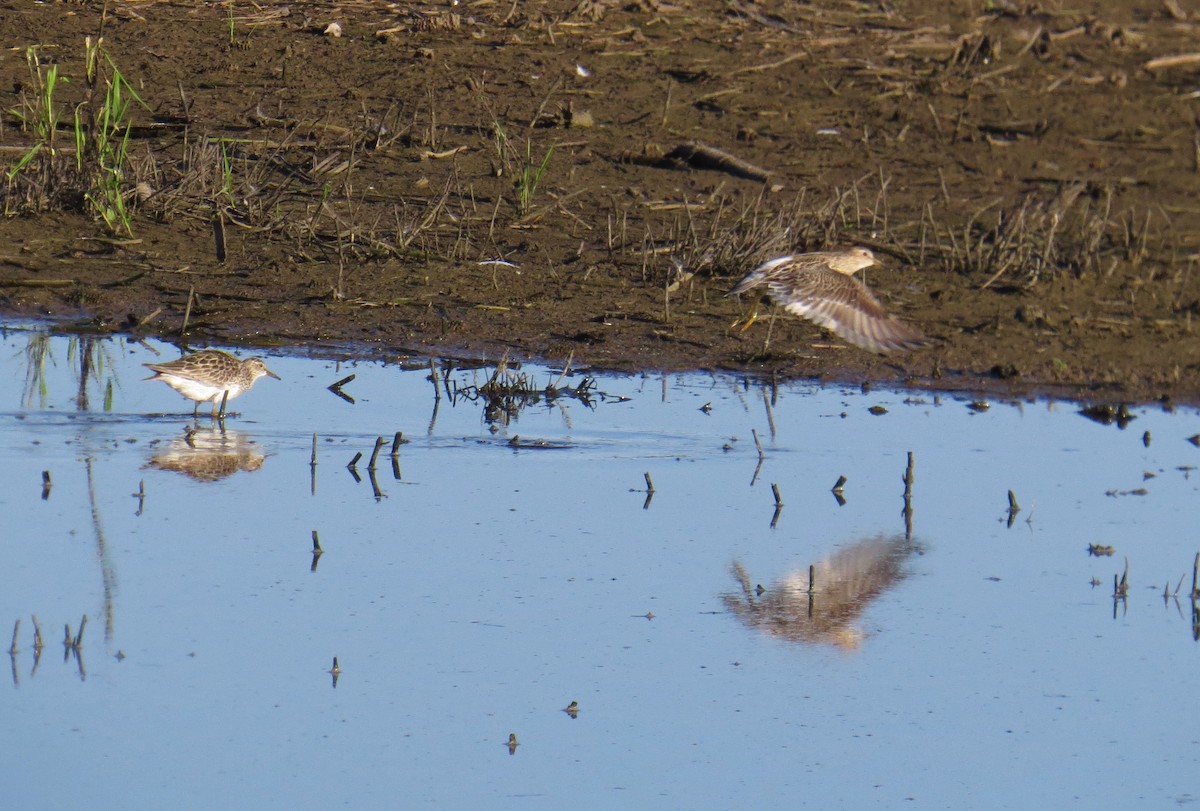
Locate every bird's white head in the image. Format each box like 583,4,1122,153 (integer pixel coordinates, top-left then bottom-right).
246,358,281,382
829,247,879,275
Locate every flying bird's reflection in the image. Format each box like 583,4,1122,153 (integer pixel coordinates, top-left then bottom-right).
722,534,919,650
146,426,266,482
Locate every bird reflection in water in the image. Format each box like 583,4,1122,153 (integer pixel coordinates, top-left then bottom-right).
146,426,266,482
722,535,919,650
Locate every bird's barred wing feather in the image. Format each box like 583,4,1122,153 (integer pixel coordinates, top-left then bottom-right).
726,256,800,296
768,273,927,353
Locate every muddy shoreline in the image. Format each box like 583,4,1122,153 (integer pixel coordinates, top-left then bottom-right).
1,2,1197,404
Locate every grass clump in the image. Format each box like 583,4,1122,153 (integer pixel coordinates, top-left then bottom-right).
515,140,553,217
3,38,148,236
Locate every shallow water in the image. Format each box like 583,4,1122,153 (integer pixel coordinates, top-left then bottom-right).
0,327,1197,809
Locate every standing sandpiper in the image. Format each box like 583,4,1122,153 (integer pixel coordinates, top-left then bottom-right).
144,349,280,418
727,247,928,353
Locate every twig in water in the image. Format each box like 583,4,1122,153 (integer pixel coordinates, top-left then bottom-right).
390,432,405,456
831,475,847,494
368,437,386,471
347,452,362,470
429,359,442,402
902,453,915,538
751,428,765,460
771,483,784,506
328,374,355,404
41,470,51,500
552,351,575,390
311,530,324,572
311,433,319,467
9,619,20,654
644,472,655,493
761,388,777,439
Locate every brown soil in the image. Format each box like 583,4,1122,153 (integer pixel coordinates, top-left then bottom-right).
1,1,1198,403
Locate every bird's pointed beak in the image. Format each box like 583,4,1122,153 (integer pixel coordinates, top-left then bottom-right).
265,367,281,380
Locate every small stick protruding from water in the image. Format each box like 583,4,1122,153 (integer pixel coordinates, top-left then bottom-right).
9,619,20,655
808,564,816,594
552,351,575,391
73,615,87,649
311,530,324,572
31,615,42,651
41,471,51,500
391,432,404,456
368,437,386,471
311,433,319,467
751,429,765,460
429,358,442,402
1192,552,1199,598
771,483,784,506
1115,559,1130,599
328,374,355,404
831,475,847,494
347,452,362,470
761,387,777,439
904,451,915,490
644,472,655,493
329,656,341,675
1006,490,1021,528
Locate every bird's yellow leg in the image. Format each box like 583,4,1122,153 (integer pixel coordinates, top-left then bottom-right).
732,304,761,332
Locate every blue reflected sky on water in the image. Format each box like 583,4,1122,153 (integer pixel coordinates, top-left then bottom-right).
0,327,1198,809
